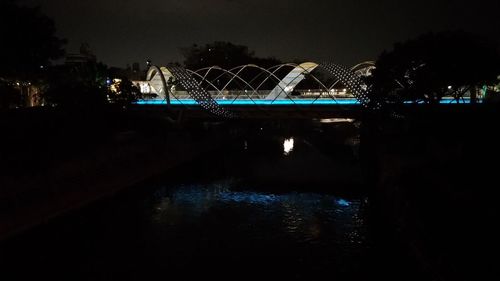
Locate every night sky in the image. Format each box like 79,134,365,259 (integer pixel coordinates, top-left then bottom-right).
20,0,500,68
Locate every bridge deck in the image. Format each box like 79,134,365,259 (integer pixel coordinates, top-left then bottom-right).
137,97,474,106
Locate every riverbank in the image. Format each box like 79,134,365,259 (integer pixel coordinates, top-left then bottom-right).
363,104,500,280
0,106,233,240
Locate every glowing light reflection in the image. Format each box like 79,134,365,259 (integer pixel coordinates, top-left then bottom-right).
336,199,350,207
283,138,294,156
320,118,355,123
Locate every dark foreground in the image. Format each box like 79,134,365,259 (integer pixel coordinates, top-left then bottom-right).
1,105,500,280
0,176,370,280
0,125,378,281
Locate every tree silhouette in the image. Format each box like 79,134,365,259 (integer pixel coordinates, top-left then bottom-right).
370,31,500,105
0,80,21,109
0,1,65,81
41,43,113,107
109,77,142,106
42,67,109,108
180,42,281,91
0,1,65,108
181,41,281,70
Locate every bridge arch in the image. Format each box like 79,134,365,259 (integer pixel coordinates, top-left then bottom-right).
191,66,261,102
146,66,172,105
317,62,378,108
265,62,318,100
166,65,234,117
145,60,380,116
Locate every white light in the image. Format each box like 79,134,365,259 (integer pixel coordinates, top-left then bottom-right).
283,138,294,156
320,118,355,123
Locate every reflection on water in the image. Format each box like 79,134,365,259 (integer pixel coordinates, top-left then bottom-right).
0,125,370,280
0,181,369,280
319,118,355,124
283,137,295,155
149,180,367,274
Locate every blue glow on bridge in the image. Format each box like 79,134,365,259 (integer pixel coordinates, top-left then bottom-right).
136,97,473,106
137,99,360,105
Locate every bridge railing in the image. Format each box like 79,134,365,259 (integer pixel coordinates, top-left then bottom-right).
161,89,356,100
137,89,477,105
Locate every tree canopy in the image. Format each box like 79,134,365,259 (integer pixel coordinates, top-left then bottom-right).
181,41,281,70
370,31,500,105
108,77,142,106
42,66,109,108
0,0,65,81
42,50,113,107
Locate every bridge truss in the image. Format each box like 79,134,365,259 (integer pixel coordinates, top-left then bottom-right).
143,61,377,117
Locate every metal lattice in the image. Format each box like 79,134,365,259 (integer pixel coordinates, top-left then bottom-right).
145,61,381,115
318,62,376,109
167,65,234,118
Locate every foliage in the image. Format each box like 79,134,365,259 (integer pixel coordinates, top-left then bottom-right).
109,77,143,106
370,31,500,105
180,41,282,90
42,64,109,107
42,79,109,108
0,1,65,81
0,80,21,109
181,41,281,70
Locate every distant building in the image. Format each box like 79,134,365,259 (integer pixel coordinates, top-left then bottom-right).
129,62,143,81
65,43,97,67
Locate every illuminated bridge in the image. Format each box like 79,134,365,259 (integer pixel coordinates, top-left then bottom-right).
133,61,475,118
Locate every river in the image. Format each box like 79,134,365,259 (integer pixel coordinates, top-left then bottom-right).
0,121,405,280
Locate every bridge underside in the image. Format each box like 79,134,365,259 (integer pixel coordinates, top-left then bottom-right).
134,103,364,120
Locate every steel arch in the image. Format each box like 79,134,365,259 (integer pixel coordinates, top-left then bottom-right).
145,60,382,115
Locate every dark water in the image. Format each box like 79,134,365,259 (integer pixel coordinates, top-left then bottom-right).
1,123,379,280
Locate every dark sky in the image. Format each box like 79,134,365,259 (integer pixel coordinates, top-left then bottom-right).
20,0,500,68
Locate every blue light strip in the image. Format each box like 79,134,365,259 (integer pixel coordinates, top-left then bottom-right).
136,99,360,105
136,97,476,106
